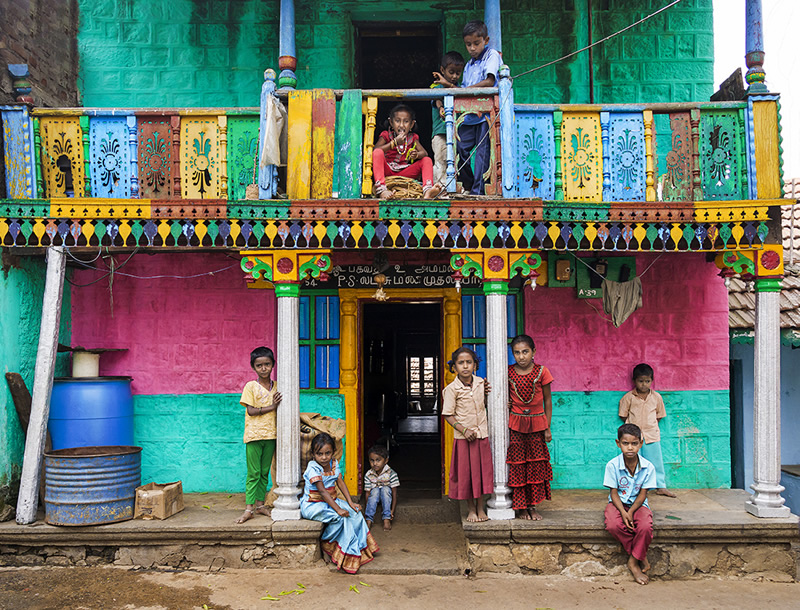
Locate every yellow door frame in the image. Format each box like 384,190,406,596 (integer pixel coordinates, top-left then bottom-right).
338,287,462,495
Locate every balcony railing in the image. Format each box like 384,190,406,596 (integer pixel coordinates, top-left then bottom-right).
0,71,783,214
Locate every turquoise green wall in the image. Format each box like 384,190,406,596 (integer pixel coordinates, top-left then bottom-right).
0,257,71,506
78,0,714,107
135,389,728,491
552,390,731,489
135,391,345,493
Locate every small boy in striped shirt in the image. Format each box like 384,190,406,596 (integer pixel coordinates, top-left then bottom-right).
363,445,400,531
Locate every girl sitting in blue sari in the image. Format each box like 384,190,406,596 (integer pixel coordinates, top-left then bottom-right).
301,433,379,573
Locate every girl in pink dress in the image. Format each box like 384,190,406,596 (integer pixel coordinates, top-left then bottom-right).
507,334,554,520
372,104,442,200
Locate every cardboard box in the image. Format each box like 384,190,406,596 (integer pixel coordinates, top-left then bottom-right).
134,481,184,520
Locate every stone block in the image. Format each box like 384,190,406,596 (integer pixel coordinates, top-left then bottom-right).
122,22,152,45
139,47,170,68
468,543,519,573
510,544,562,574
561,560,609,577
556,438,585,465
727,544,796,575
667,544,721,575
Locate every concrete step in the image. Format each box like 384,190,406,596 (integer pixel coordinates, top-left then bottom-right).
394,497,460,524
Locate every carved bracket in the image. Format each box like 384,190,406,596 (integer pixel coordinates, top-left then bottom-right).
240,249,332,286
450,248,543,281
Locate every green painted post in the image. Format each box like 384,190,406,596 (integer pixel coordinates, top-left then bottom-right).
79,115,91,197
334,90,363,199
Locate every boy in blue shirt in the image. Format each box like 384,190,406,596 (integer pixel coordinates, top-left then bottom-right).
433,20,500,195
604,423,657,585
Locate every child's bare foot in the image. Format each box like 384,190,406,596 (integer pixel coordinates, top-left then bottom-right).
528,507,543,521
236,508,254,524
641,556,651,573
383,518,392,531
423,184,442,199
656,488,677,497
627,555,649,585
376,185,393,199
516,509,532,520
476,508,489,522
366,519,373,530
466,510,480,523
254,505,271,517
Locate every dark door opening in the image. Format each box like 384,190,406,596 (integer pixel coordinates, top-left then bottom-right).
355,23,441,156
362,302,442,494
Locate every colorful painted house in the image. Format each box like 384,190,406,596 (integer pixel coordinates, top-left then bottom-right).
0,0,791,523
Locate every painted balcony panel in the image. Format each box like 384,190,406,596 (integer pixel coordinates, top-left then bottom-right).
89,117,131,198
515,111,555,199
38,116,86,198
1,106,36,199
226,116,260,201
562,113,603,202
138,117,175,199
700,110,744,200
658,112,694,201
607,112,646,202
180,117,224,200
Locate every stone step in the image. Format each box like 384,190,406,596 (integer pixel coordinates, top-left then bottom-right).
327,522,468,576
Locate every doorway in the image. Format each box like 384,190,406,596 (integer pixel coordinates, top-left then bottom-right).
362,302,442,494
355,23,441,154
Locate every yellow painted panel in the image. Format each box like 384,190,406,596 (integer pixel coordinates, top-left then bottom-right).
50,198,152,218
39,117,86,198
180,117,221,199
753,101,781,199
562,113,602,202
311,89,336,199
287,90,313,200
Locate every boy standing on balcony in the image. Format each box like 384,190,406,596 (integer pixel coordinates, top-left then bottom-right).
433,20,501,195
431,51,465,189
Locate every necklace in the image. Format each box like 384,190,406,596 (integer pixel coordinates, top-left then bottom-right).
510,364,543,405
394,133,409,156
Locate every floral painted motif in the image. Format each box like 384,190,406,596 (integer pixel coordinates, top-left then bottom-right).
521,126,544,189
569,127,594,189
51,131,74,193
706,124,731,184
141,130,170,194
190,130,213,197
99,132,122,191
614,128,640,190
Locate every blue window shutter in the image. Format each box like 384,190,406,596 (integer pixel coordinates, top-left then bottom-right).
299,345,310,389
299,296,310,340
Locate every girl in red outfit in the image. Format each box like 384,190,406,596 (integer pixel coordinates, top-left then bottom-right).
372,104,442,200
507,334,554,520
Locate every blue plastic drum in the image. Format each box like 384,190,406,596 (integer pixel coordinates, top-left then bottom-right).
44,445,142,526
49,377,134,450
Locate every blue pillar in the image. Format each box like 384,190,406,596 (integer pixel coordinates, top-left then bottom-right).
259,69,279,199
279,0,297,90
484,0,502,54
745,0,767,93
498,66,515,198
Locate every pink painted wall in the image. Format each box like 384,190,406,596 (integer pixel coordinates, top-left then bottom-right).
526,254,729,392
71,252,276,395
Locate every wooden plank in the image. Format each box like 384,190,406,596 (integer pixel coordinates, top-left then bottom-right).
661,112,692,201
1,107,36,198
515,110,555,199
311,89,335,199
89,117,131,198
562,112,602,202
287,90,313,200
226,116,259,200
699,110,742,200
39,117,86,198
608,111,646,202
16,246,66,524
334,89,362,199
138,118,174,198
753,100,781,199
181,117,221,199
361,96,378,197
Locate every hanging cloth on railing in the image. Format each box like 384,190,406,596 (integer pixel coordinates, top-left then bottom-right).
602,277,643,328
260,94,287,168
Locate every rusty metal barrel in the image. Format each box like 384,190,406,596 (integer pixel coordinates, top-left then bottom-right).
43,446,142,526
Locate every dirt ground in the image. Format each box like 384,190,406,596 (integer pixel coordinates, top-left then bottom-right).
0,566,797,609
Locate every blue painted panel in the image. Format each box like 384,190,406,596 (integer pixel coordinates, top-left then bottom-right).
315,345,340,388
515,111,555,199
90,117,131,198
299,296,310,340
462,295,487,338
2,108,36,198
299,345,310,389
315,296,339,339
506,294,517,338
608,112,646,201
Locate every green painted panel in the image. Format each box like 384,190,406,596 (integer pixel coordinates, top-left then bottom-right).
333,90,363,199
134,391,346,493
226,117,260,201
0,258,71,506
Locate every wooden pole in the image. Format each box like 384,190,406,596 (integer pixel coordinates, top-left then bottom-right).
16,246,66,524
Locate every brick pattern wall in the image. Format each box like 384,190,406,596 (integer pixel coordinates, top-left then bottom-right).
0,0,79,107
78,0,714,107
551,390,731,489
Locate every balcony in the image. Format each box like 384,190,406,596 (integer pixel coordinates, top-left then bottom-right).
0,71,783,253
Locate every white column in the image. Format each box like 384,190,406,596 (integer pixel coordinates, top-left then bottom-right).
271,284,302,521
17,246,66,524
746,279,790,517
484,282,514,520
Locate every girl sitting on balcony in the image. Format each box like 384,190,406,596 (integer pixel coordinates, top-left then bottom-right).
372,104,442,200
